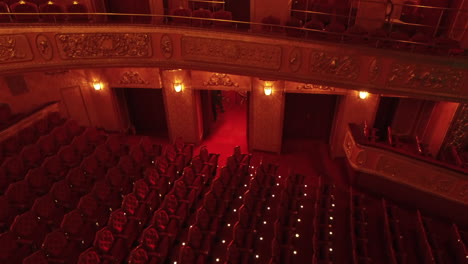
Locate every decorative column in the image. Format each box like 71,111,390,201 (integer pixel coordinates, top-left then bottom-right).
330,90,380,158
249,78,285,153
161,69,203,144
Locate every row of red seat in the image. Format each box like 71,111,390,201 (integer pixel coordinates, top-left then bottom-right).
78,144,222,264
171,8,233,27
0,0,89,23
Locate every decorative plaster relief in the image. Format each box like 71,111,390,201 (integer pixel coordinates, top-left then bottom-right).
160,34,173,59
288,48,302,72
443,103,468,150
119,71,149,85
0,34,32,63
368,58,381,83
55,33,151,59
36,34,53,61
387,63,464,93
203,73,239,87
346,129,468,205
309,51,359,80
296,83,334,91
181,36,282,70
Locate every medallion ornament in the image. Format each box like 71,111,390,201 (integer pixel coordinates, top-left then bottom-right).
203,73,239,87
119,71,149,85
56,33,151,59
368,58,380,83
288,48,302,72
36,34,53,61
160,34,173,59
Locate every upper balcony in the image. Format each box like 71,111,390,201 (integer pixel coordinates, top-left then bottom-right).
0,0,467,102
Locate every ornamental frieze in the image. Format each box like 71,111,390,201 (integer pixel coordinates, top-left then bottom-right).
181,36,282,70
387,63,464,93
55,33,151,59
203,73,239,87
119,71,149,85
296,83,334,91
0,34,33,63
309,51,359,80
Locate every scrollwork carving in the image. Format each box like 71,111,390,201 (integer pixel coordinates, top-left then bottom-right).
56,33,151,59
160,34,173,59
119,71,149,85
0,35,27,62
297,83,334,91
181,36,282,70
203,73,239,87
309,51,359,80
387,63,464,93
368,58,380,83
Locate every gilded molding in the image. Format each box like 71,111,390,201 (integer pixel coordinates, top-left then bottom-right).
296,83,334,91
55,33,151,59
309,51,359,80
0,35,31,63
160,34,173,59
203,73,239,87
119,71,149,85
181,36,282,70
387,63,464,93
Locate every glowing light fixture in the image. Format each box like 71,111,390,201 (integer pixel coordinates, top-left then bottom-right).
358,91,369,99
264,82,273,96
93,82,102,91
174,82,183,93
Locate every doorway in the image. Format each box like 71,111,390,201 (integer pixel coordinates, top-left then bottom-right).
200,90,249,157
282,93,338,152
119,88,168,138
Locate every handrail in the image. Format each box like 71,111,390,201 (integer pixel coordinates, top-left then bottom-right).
0,11,465,56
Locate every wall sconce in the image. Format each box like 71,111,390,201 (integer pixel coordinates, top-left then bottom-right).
358,91,369,99
93,82,103,91
174,82,183,93
264,83,273,96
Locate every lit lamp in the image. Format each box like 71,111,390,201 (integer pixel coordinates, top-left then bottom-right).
174,82,183,93
358,91,369,99
264,83,273,96
93,82,102,91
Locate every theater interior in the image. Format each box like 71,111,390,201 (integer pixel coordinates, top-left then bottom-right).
0,0,467,263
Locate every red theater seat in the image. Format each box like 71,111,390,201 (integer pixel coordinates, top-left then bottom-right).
39,1,65,23
66,166,93,195
91,180,122,212
81,155,106,180
10,0,39,22
18,126,38,146
34,118,50,136
43,155,68,182
21,145,42,169
5,179,34,211
51,126,72,146
10,211,49,248
32,193,65,228
107,134,130,156
128,246,150,264
71,135,94,158
38,134,58,157
212,10,233,28
22,249,48,264
47,112,64,127
191,8,212,27
95,144,119,168
60,209,95,247
77,247,100,264
105,166,133,195
0,2,11,23
172,8,191,25
59,145,81,168
25,166,52,196
42,230,81,263
66,1,89,22
50,179,79,210
4,156,26,182
3,136,21,156
83,127,107,147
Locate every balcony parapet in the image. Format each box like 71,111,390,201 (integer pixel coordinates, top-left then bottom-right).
344,123,468,206
0,25,466,102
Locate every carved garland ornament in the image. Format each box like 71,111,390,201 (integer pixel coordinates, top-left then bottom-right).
297,83,334,91
160,34,173,59
309,51,359,80
0,35,26,62
203,73,239,87
56,33,151,59
181,36,282,70
36,34,53,61
119,71,149,85
387,63,464,93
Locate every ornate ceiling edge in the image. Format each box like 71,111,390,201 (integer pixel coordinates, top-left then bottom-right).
344,130,468,206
